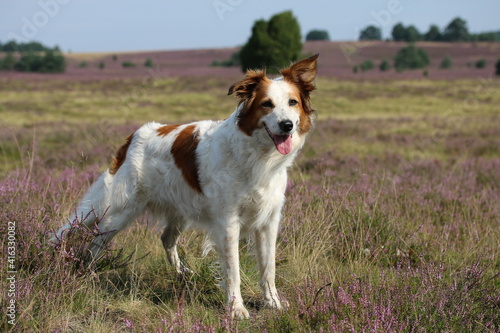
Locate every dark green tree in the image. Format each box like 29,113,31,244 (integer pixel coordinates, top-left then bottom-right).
2,40,19,52
306,29,330,41
40,50,66,73
425,25,442,41
495,58,500,76
394,44,430,71
440,56,452,69
0,52,16,70
15,52,43,72
360,59,374,71
240,11,302,72
144,58,154,68
475,59,486,69
392,23,407,41
405,25,421,42
359,25,382,40
379,58,391,71
443,17,469,41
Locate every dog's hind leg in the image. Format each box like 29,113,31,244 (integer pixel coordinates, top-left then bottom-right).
160,217,191,274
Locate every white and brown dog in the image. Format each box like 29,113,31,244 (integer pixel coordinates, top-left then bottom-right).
53,54,318,318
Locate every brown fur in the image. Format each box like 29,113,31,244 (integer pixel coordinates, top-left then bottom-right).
170,125,203,194
157,124,181,137
109,132,135,175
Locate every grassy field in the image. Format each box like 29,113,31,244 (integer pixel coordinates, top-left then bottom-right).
1,76,499,332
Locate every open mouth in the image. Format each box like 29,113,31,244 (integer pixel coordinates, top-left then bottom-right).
264,124,293,155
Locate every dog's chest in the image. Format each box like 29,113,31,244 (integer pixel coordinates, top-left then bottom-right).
237,180,285,232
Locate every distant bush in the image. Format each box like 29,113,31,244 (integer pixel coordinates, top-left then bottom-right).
122,61,136,68
306,29,330,41
475,59,486,69
394,44,430,71
496,59,500,76
360,59,375,71
0,52,16,70
99,62,105,70
466,62,473,68
379,59,391,71
144,58,154,68
78,61,88,68
423,69,429,77
13,50,65,73
353,65,358,73
440,56,452,69
112,55,118,62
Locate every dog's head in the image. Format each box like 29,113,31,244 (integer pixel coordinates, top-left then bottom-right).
228,54,318,155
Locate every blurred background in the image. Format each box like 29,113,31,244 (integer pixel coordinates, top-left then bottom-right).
1,0,499,79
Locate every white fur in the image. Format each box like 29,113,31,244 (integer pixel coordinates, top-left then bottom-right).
53,63,316,319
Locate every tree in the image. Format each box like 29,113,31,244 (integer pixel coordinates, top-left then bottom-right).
2,40,19,52
306,29,330,41
440,56,452,69
425,25,442,41
443,17,469,41
475,59,486,69
394,44,430,71
405,25,421,42
0,52,16,70
392,23,407,41
496,59,500,76
359,25,382,40
360,59,375,71
40,50,66,73
122,61,136,68
379,59,391,71
15,52,43,72
240,11,302,72
144,58,154,68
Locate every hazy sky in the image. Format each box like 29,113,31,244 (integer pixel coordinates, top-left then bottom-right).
1,0,499,53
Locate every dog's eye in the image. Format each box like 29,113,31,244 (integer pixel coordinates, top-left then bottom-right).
289,99,299,106
261,101,274,108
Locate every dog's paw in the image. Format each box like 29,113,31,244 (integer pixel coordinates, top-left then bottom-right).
231,304,250,320
263,298,289,310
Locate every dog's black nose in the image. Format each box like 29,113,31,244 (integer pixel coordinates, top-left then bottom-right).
279,120,294,133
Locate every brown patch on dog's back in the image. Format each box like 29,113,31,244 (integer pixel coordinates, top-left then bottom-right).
110,132,135,175
171,125,203,194
157,124,181,137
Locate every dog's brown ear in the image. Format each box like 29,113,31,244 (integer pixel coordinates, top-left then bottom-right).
228,69,268,102
281,54,319,93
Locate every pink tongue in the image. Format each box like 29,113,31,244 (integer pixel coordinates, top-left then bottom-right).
273,135,293,155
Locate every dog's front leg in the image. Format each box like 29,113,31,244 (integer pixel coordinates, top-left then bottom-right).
255,220,285,310
218,220,249,319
